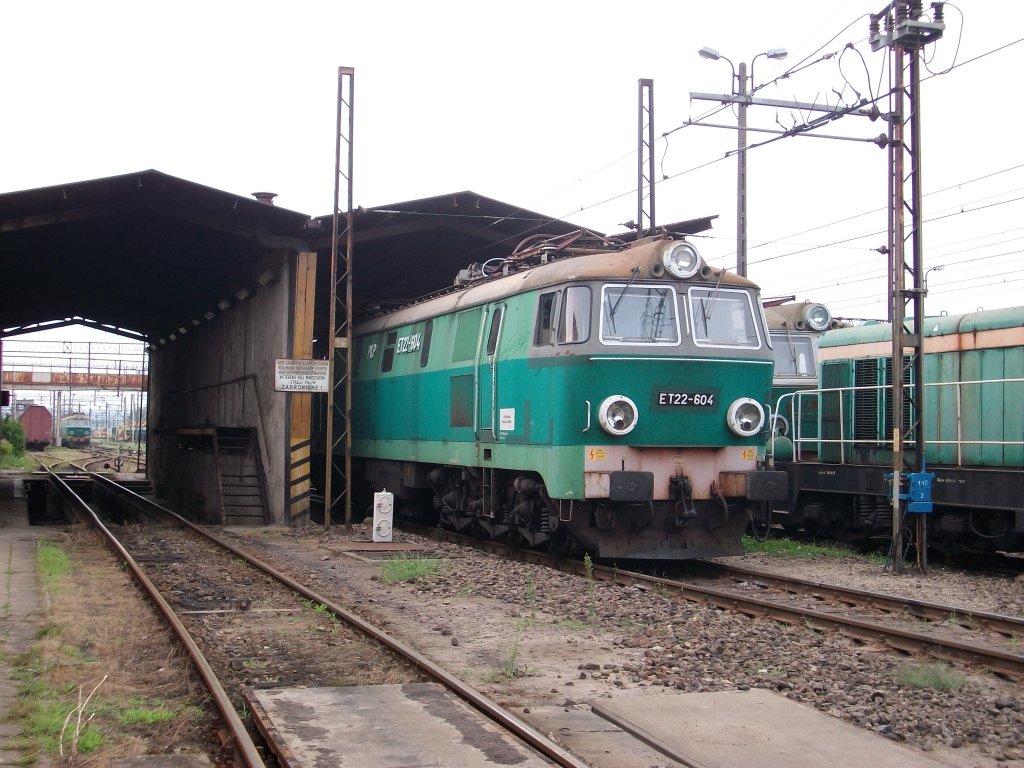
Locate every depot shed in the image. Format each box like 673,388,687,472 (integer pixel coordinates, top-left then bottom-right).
0,170,580,525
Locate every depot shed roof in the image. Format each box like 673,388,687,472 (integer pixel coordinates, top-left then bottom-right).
0,170,313,340
0,169,715,340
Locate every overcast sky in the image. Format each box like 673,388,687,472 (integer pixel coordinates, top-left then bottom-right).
3,0,1022,339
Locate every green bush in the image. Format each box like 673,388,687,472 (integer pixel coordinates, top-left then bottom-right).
1,416,25,455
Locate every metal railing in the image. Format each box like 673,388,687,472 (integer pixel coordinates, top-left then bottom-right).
773,376,1024,466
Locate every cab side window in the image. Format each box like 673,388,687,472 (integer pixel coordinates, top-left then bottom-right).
534,292,558,346
558,286,592,344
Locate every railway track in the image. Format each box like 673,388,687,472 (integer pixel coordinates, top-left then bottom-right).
409,524,1024,681
40,470,594,768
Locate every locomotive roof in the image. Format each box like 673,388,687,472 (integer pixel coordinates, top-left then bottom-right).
356,235,758,333
819,306,1024,354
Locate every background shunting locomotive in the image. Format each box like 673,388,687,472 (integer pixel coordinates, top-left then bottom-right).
774,306,1024,556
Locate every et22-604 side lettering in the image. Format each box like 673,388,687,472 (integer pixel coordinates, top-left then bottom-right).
655,390,716,407
396,333,422,354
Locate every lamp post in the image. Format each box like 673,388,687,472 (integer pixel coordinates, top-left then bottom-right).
923,264,944,295
698,46,788,278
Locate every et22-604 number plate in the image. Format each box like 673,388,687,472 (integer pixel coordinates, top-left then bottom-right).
655,390,716,407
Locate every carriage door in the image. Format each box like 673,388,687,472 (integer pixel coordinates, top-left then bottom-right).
477,304,505,440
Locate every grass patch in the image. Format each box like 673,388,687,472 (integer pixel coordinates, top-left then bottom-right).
10,675,107,759
37,541,72,591
557,619,587,630
895,662,966,690
116,705,177,726
12,534,211,763
742,535,859,558
0,453,37,469
378,554,443,584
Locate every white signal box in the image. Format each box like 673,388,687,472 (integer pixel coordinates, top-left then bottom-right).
372,490,394,543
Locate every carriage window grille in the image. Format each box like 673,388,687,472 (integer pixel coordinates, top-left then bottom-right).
819,361,846,447
853,359,879,443
882,355,914,440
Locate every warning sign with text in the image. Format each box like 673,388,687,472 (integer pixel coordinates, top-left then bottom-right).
274,359,330,393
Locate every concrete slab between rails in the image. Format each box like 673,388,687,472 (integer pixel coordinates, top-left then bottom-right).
244,683,554,767
518,689,947,768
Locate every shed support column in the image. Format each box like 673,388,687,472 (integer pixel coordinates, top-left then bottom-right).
287,251,317,525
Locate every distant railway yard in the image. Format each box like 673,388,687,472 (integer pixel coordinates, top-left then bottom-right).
4,465,1023,767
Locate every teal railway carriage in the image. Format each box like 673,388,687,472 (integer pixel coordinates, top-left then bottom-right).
777,307,1024,555
350,231,786,560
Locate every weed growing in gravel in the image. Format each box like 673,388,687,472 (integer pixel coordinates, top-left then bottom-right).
895,662,966,690
583,554,597,624
116,703,176,726
944,611,977,630
301,598,339,623
379,554,443,583
557,619,587,630
749,663,787,677
495,578,543,679
524,575,538,621
742,535,859,558
651,583,672,600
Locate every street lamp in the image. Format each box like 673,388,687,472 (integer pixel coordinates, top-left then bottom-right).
698,45,788,278
923,264,944,295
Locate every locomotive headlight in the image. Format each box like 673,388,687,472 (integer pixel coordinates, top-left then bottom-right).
598,395,639,436
662,241,702,279
803,303,832,331
726,398,765,437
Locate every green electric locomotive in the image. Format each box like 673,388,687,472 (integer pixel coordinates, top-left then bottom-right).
351,229,786,560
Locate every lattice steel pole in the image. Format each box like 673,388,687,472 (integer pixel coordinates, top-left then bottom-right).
637,79,655,238
326,66,355,532
871,1,944,572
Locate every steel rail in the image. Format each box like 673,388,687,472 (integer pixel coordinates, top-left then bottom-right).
410,525,1024,681
701,561,1024,638
88,474,591,768
42,470,265,768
